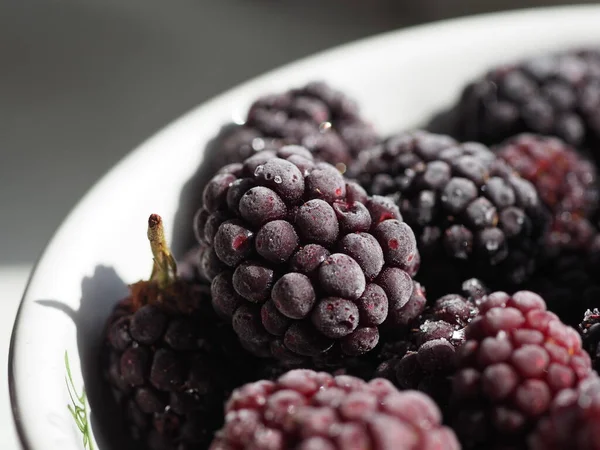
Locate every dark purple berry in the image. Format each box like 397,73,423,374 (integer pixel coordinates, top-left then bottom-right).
290,244,330,275
243,150,277,176
121,347,151,387
217,162,244,176
306,165,346,202
213,220,254,266
441,178,478,214
443,225,473,260
108,316,132,351
284,322,334,357
417,338,456,373
376,267,414,314
338,233,384,281
163,318,197,351
373,220,417,270
345,181,369,204
464,197,498,229
312,297,360,339
150,349,186,392
271,273,316,319
261,300,291,336
366,195,402,226
134,388,166,414
204,211,231,245
232,304,271,346
203,173,236,213
193,208,210,243
199,247,226,282
254,158,304,204
355,283,388,326
211,271,243,319
255,220,299,263
318,253,365,300
449,49,600,166
239,186,287,227
130,305,168,346
340,327,379,355
226,178,255,215
232,261,274,303
195,144,424,361
295,199,339,246
333,201,372,234
351,130,548,298
277,145,313,160
102,215,255,450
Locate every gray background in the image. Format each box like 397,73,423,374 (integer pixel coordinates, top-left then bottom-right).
2,0,598,264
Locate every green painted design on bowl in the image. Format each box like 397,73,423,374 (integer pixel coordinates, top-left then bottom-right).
65,351,94,450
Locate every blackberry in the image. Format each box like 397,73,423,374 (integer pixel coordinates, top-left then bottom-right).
530,375,600,450
102,215,257,450
450,290,593,449
375,278,484,410
195,146,421,363
209,369,460,450
213,82,379,171
494,133,598,220
580,308,600,372
449,48,600,157
350,130,549,298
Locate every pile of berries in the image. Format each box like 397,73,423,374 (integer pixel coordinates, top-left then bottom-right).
101,48,600,450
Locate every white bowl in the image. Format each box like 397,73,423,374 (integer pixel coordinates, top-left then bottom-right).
10,5,600,450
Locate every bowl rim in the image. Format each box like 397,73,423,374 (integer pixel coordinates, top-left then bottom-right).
9,3,600,449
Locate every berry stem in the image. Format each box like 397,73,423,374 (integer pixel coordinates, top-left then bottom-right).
147,214,177,288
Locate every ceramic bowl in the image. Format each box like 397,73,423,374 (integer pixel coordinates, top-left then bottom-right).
10,5,600,449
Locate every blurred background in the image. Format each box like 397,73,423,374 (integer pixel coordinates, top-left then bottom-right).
2,0,600,265
0,1,598,447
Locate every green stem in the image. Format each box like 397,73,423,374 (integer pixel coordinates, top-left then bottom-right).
147,214,177,288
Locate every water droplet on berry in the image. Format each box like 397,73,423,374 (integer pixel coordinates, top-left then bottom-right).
252,138,266,151
319,121,332,132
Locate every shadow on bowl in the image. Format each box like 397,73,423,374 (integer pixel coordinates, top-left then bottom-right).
37,266,134,450
171,123,241,259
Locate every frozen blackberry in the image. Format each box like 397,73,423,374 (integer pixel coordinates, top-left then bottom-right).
103,215,257,450
350,130,549,298
494,133,598,220
530,375,600,450
524,230,600,327
195,146,421,363
375,278,484,410
213,81,379,171
450,290,593,449
450,48,600,156
209,369,460,450
580,308,600,372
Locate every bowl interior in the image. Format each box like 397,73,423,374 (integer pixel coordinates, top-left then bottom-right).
10,5,600,450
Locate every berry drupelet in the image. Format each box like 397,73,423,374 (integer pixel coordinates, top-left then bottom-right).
580,308,600,372
195,146,421,364
375,279,484,410
209,369,460,450
451,49,600,155
450,290,592,450
494,133,598,221
213,81,379,171
102,215,256,450
529,375,600,450
350,130,549,298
